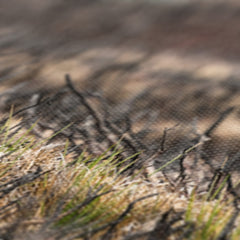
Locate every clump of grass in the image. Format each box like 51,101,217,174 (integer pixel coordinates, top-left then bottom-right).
0,116,169,239
0,114,239,240
184,188,237,240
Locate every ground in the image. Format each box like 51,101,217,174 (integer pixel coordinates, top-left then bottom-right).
0,0,240,239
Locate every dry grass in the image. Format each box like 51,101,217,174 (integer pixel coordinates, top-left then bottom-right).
0,114,239,240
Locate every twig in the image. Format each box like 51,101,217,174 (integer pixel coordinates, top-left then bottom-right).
101,193,159,240
204,107,235,137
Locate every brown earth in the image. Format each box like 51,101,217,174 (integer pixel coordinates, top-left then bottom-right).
0,0,240,190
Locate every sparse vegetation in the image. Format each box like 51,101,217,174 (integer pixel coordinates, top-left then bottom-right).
0,109,239,240
1,1,240,239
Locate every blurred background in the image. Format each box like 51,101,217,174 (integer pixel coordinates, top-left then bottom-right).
0,0,240,179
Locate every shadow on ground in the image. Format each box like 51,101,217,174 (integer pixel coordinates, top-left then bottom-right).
0,0,240,190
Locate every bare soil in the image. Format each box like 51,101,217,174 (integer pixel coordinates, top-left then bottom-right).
0,0,240,190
